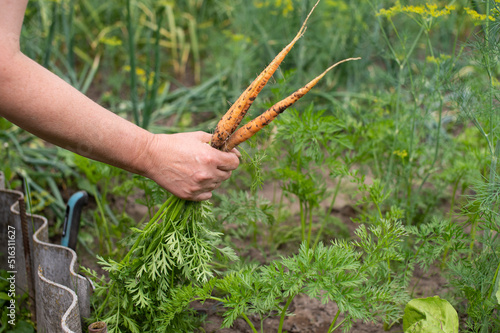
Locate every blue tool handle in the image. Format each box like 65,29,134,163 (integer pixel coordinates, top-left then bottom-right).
61,191,88,250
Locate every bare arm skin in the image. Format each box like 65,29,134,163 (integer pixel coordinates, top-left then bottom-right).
0,0,239,201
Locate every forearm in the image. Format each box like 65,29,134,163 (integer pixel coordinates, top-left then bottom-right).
0,51,152,176
0,0,240,201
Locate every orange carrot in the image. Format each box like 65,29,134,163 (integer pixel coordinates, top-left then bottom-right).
211,0,321,150
222,57,361,152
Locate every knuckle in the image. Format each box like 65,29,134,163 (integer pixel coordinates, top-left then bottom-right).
200,153,216,165
222,171,232,180
193,171,211,183
200,192,212,201
179,189,193,200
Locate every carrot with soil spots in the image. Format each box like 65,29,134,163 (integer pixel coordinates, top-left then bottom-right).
210,0,321,150
222,57,361,152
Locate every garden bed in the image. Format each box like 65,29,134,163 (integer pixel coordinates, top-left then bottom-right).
2,0,500,332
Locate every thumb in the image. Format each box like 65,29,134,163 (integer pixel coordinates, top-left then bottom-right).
194,131,213,143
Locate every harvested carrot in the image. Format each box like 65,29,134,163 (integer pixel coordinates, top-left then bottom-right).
222,57,361,152
210,0,321,150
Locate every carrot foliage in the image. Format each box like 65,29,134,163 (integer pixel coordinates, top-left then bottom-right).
82,195,237,332
160,207,410,333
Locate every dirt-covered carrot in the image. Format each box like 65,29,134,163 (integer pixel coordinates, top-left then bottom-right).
222,57,361,152
210,0,321,150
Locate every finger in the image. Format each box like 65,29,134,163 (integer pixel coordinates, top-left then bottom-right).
215,152,240,171
230,148,241,158
217,163,236,172
191,190,213,202
188,194,212,202
212,168,232,182
196,131,213,144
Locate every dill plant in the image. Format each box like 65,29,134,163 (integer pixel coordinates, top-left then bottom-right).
364,0,477,227
447,175,500,331
412,1,500,331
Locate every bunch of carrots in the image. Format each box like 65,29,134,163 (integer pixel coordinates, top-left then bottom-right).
209,0,359,152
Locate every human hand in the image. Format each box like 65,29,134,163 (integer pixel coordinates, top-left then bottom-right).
139,131,240,201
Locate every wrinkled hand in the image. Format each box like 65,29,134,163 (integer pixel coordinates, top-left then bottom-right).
140,131,240,201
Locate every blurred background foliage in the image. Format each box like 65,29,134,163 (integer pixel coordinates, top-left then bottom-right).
2,0,500,329
2,0,497,253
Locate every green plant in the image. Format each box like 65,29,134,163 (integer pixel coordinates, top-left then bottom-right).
62,153,127,255
271,103,351,248
183,203,410,333
446,174,500,332
0,123,74,222
365,0,464,225
444,2,500,331
214,190,275,247
0,270,35,333
83,193,237,332
403,296,459,333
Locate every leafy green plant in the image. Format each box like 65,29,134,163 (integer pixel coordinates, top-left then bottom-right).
446,175,500,332
442,2,500,331
0,270,35,333
403,296,459,333
0,123,74,223
61,153,129,254
83,193,237,332
272,104,351,247
214,190,275,247
187,204,409,333
360,0,470,225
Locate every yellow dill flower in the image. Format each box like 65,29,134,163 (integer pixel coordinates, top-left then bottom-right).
123,66,151,85
393,149,408,160
222,30,252,43
464,7,496,22
282,0,294,16
376,0,402,18
253,0,294,16
402,5,426,16
378,1,455,20
426,56,438,63
492,77,500,88
426,54,451,64
135,68,146,76
99,36,122,47
401,3,453,18
325,0,348,11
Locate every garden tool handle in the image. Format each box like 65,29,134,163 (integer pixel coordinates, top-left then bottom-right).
61,191,88,250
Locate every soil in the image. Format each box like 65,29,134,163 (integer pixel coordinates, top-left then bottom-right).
196,294,404,333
